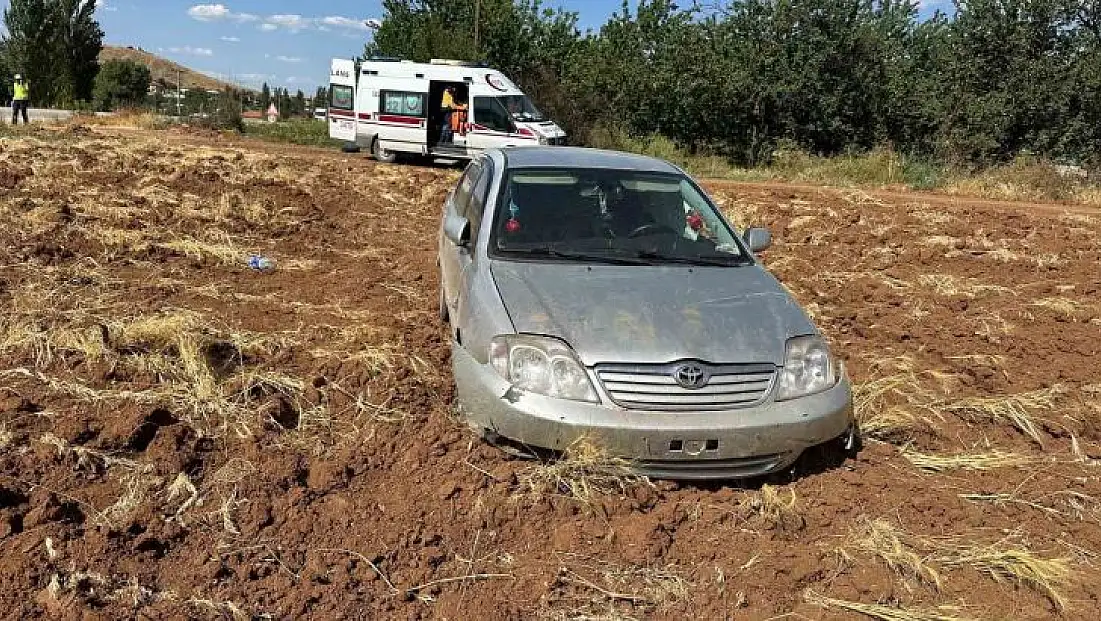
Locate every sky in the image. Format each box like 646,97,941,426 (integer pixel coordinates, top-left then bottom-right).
1,1,953,93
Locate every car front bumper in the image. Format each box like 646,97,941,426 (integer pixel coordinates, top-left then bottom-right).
452,344,855,480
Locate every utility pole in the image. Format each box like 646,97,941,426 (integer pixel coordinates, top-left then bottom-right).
474,0,480,53
176,69,182,117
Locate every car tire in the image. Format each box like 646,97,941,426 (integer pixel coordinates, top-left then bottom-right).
341,142,360,154
372,138,397,163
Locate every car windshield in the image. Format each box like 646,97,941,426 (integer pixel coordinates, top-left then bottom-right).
498,95,545,122
491,168,750,266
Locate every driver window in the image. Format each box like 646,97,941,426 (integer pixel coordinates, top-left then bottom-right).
473,97,513,133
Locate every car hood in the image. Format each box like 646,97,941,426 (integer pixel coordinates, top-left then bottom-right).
490,261,816,366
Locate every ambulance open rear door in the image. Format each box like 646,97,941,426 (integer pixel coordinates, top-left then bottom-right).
328,59,357,143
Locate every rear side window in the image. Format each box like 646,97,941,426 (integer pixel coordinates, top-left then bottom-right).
467,161,493,243
381,90,426,117
452,160,483,218
331,85,353,110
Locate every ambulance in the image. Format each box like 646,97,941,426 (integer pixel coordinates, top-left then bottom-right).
328,57,567,162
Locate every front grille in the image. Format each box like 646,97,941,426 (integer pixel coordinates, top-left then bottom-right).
595,362,777,411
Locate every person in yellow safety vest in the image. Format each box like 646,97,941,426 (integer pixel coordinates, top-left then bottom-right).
440,86,456,144
11,74,30,125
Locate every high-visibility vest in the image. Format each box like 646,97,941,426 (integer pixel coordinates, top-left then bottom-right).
13,81,29,101
451,105,467,132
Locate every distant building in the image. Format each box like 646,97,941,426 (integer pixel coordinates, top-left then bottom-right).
266,103,279,123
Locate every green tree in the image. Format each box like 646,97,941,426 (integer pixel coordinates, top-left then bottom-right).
313,85,329,110
2,0,55,105
294,89,306,116
260,81,271,110
278,87,292,120
92,58,151,111
52,0,103,104
211,87,244,131
937,0,1081,163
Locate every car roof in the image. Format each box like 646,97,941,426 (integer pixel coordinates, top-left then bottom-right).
494,146,682,174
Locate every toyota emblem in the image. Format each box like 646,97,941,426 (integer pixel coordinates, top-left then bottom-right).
673,364,708,389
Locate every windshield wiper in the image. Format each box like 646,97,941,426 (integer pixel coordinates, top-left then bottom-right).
633,250,752,267
507,246,656,265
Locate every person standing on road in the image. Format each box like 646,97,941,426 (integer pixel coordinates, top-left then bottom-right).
11,74,30,125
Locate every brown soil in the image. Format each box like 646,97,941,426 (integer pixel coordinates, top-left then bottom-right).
1,128,1100,620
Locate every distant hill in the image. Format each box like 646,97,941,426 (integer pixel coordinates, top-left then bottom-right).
99,45,255,93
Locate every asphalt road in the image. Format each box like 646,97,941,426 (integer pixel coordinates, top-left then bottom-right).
2,107,113,123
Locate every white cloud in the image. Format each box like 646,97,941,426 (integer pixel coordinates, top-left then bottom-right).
257,13,373,33
275,55,302,63
188,5,374,35
168,46,214,57
187,4,257,23
236,72,277,84
319,16,369,32
220,36,240,43
268,14,308,30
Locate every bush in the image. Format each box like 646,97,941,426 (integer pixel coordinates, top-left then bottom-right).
93,59,152,112
190,90,245,133
587,124,744,179
244,118,342,148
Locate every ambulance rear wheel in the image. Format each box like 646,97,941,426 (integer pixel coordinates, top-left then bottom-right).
372,139,397,164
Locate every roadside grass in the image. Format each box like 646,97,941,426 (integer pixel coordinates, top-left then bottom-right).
592,126,1101,205
244,118,343,148
66,109,167,130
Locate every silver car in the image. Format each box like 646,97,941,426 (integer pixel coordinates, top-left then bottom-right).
438,147,856,479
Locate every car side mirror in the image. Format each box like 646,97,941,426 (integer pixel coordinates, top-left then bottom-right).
743,227,772,252
443,213,471,248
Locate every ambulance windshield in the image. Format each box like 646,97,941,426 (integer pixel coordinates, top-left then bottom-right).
498,95,545,122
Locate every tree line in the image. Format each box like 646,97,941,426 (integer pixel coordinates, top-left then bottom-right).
367,0,1101,166
259,83,319,119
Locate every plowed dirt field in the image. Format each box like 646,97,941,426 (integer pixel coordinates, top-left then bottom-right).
1,126,1100,620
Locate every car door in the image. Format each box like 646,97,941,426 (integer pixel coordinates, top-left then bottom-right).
466,96,521,152
439,159,483,321
454,158,494,335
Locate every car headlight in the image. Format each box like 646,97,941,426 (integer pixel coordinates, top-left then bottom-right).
775,335,837,401
489,335,598,403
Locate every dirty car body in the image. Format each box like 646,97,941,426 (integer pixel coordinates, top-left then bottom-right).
438,147,855,479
